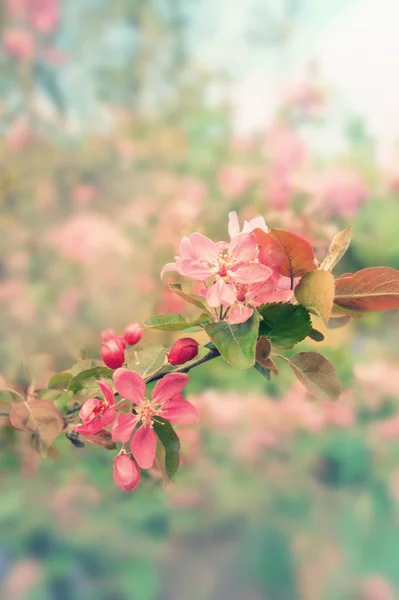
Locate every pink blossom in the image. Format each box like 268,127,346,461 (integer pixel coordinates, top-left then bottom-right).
113,453,140,492
112,370,198,469
47,213,131,264
2,28,35,60
6,0,59,34
6,118,32,151
218,166,249,199
360,575,396,600
73,381,116,436
162,231,272,308
264,123,306,171
228,211,268,239
319,169,368,218
42,46,69,65
227,278,292,324
73,184,97,207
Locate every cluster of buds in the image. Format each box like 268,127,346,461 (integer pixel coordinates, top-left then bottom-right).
100,323,143,370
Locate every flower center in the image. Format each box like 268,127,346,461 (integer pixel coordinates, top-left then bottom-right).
136,399,161,427
216,251,237,277
235,283,248,303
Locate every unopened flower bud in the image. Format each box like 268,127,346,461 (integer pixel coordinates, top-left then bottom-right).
101,338,125,370
116,336,128,349
113,454,140,492
168,338,199,366
101,328,117,342
123,323,143,346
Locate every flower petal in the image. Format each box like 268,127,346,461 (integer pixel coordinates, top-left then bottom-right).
113,454,141,492
228,211,241,239
130,425,157,469
228,232,257,262
112,413,138,442
160,262,178,278
227,304,254,325
229,263,272,284
113,368,146,404
263,289,294,303
101,406,116,428
206,279,237,307
244,216,268,233
177,259,214,281
161,395,200,425
188,232,218,263
96,380,114,405
73,420,103,436
152,372,189,404
79,398,102,423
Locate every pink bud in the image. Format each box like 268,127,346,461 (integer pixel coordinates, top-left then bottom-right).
168,338,199,366
113,454,140,492
116,336,128,349
123,323,143,346
101,328,117,342
100,338,125,370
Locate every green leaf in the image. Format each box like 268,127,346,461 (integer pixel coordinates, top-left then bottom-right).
257,303,312,349
205,310,259,369
170,283,214,316
47,371,73,389
308,328,325,342
55,390,74,413
153,417,180,480
68,367,114,394
144,312,210,331
125,345,166,378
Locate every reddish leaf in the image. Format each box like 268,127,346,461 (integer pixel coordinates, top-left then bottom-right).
255,336,272,367
256,228,317,286
277,352,342,401
295,270,335,325
334,267,399,312
9,400,65,455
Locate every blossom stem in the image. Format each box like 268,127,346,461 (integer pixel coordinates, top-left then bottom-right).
146,349,220,384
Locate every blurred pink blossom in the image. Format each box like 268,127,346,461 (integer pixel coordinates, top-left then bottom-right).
2,28,35,60
47,213,131,264
0,280,36,322
7,0,60,34
73,184,98,207
1,558,42,599
355,362,399,400
42,45,69,64
264,123,306,171
319,169,368,218
6,119,32,151
179,177,207,205
323,392,356,429
218,166,250,199
58,287,83,317
373,415,399,439
360,575,396,600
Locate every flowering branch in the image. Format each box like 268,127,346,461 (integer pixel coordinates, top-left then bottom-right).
6,211,399,494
